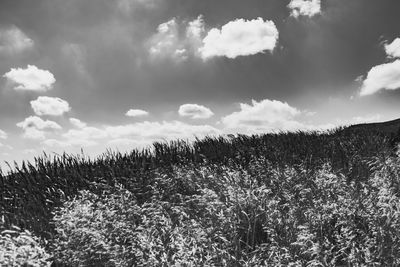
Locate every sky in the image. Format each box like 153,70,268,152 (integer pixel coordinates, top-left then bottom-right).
1,0,400,168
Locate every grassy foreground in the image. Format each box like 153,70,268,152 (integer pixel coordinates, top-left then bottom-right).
1,127,400,266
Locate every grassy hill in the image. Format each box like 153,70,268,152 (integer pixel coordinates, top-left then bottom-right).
1,124,400,266
346,118,400,135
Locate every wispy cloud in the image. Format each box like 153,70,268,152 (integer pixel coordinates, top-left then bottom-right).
0,26,33,54
0,129,7,139
148,16,205,61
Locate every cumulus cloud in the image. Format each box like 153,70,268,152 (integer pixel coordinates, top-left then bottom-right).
385,38,400,59
200,18,278,59
221,99,308,134
126,109,149,117
148,16,278,60
360,60,400,96
0,26,33,54
148,16,205,61
69,118,87,128
3,65,56,92
16,116,61,140
30,96,71,116
359,37,400,96
0,129,7,139
178,104,214,119
288,0,321,18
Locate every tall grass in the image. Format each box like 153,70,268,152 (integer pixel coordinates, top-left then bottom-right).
1,127,399,265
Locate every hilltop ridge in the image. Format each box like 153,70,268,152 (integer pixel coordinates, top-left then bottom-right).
346,117,400,135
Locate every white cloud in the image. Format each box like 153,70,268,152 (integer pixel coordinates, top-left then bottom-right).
148,16,205,61
42,139,71,148
385,38,400,59
360,60,400,96
45,120,219,149
16,116,61,140
0,26,33,54
178,104,214,119
288,0,321,18
106,121,220,140
30,96,71,116
0,129,7,139
69,118,87,128
16,116,62,130
126,109,149,117
221,99,307,134
63,127,108,141
3,65,56,92
149,16,278,60
200,18,278,59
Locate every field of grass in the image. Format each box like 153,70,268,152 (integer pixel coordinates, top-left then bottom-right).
1,127,400,266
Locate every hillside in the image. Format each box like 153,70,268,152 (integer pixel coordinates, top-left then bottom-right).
1,127,400,266
346,117,400,135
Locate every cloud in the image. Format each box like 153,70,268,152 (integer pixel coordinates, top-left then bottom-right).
221,99,307,134
0,26,33,54
126,109,149,117
106,121,220,140
0,129,7,139
42,139,71,148
178,104,214,119
360,60,400,96
148,16,205,61
148,16,278,60
200,18,278,59
44,120,219,149
385,38,400,59
62,43,87,75
16,116,61,140
3,65,56,92
149,18,185,60
288,0,321,18
30,96,71,116
69,118,87,128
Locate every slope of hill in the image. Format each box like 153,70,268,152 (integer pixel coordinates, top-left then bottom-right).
1,127,400,266
345,117,400,135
